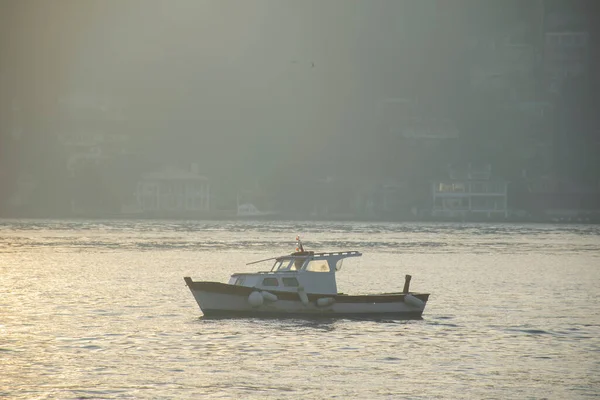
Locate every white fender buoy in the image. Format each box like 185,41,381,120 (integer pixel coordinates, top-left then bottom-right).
404,294,424,309
297,286,309,306
248,291,264,307
261,291,278,302
316,297,335,307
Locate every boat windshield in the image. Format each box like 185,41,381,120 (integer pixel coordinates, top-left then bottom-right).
271,257,307,271
291,257,306,270
271,259,292,271
305,259,330,272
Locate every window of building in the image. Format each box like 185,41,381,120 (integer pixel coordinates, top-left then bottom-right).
437,183,453,192
471,183,485,193
166,195,177,210
488,182,505,193
186,196,194,210
472,197,488,209
472,196,504,210
452,183,466,192
282,277,299,287
262,278,279,286
470,172,489,180
436,182,467,192
194,196,204,210
442,198,468,210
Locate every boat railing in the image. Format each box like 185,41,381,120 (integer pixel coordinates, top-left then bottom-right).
232,271,299,276
281,251,361,259
311,251,361,257
245,250,362,266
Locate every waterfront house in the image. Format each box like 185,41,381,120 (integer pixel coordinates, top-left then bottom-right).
431,164,509,219
520,176,600,222
136,164,210,214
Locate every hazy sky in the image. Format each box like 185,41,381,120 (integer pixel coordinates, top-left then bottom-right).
2,0,598,218
5,1,581,182
1,0,458,137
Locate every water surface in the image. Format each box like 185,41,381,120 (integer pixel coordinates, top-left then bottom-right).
1,219,599,399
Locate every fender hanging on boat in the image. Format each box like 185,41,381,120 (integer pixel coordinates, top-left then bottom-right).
261,291,278,302
316,297,335,307
248,291,264,307
404,294,424,309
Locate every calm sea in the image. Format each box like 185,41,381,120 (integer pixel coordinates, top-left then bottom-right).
1,219,599,399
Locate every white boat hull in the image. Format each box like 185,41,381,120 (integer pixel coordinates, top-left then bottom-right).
184,278,428,319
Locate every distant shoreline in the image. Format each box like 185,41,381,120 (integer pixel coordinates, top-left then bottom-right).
1,211,599,225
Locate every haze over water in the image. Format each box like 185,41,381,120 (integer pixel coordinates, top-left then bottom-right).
1,219,599,399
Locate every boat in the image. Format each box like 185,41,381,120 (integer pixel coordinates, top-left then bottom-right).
236,202,280,219
184,238,430,319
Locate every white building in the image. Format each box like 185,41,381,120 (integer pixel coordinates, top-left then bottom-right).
58,132,130,176
56,94,130,176
467,27,537,103
382,98,460,141
543,31,589,94
136,165,210,213
431,165,509,218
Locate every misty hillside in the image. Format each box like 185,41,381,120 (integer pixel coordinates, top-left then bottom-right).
1,0,599,220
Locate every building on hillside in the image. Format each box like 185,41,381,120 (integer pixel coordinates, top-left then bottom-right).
541,1,591,96
235,186,280,218
468,25,537,102
353,180,418,220
56,94,130,176
380,98,460,179
519,175,600,222
135,164,210,214
543,31,589,94
8,173,38,209
431,164,509,219
58,131,130,176
382,98,460,142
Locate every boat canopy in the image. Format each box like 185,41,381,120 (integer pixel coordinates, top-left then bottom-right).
232,248,362,294
259,251,362,273
245,237,361,274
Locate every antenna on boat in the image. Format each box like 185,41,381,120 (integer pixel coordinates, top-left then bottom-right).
246,256,278,265
296,235,304,252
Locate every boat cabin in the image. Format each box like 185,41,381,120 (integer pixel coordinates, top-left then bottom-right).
228,251,362,295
